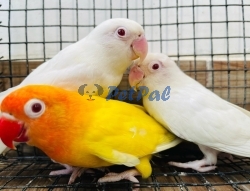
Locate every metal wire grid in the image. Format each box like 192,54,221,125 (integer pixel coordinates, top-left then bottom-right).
0,143,250,190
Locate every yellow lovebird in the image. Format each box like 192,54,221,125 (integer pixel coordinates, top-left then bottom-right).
0,85,181,184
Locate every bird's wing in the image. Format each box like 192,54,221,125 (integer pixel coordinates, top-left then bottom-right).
131,104,147,112
163,84,250,157
20,63,102,92
89,144,140,167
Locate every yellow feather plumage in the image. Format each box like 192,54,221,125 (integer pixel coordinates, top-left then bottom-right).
1,85,181,178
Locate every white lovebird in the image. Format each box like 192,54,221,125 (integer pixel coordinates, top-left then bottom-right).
0,18,148,154
129,52,250,172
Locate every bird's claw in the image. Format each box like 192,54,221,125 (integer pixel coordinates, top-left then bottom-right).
169,159,217,172
49,163,73,176
68,167,86,184
98,169,140,191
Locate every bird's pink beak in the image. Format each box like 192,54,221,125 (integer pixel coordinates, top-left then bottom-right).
0,116,28,149
129,64,145,90
131,35,148,62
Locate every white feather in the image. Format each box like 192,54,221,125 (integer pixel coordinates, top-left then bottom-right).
139,53,250,158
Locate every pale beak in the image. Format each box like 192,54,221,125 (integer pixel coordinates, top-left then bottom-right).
129,64,145,91
131,35,148,62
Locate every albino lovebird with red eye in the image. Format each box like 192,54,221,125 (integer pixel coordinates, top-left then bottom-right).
129,52,250,172
0,18,148,102
0,18,148,174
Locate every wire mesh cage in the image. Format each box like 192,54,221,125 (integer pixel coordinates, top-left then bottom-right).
1,0,250,190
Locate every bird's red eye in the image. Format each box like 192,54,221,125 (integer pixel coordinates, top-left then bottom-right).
24,99,45,118
117,28,125,36
152,64,159,70
32,103,42,113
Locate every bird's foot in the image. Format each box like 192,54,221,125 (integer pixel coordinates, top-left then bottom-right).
98,169,140,191
67,167,109,184
168,158,217,172
49,163,73,176
68,167,86,184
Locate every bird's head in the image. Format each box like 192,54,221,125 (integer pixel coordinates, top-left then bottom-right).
0,85,76,149
87,18,148,72
128,53,179,90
